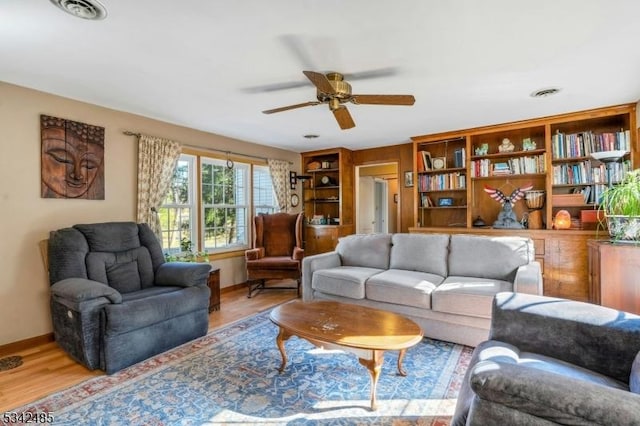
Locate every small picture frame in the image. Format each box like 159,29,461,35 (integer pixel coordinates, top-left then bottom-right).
437,197,454,207
289,171,297,190
404,171,414,187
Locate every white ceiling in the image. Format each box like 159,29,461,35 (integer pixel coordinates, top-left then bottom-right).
2,0,640,153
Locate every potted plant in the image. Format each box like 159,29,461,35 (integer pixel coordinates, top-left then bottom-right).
599,169,640,242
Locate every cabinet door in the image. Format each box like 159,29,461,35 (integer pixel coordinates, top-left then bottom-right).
598,244,640,314
543,235,590,301
304,226,339,255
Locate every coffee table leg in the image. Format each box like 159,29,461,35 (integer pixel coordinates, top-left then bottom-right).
397,349,408,376
275,327,291,373
358,350,384,410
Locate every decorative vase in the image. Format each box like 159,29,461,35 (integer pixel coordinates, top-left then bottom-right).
605,215,640,242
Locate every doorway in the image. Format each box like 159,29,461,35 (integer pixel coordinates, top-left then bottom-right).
355,162,399,234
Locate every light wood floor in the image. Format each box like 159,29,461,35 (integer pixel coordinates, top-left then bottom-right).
0,285,297,412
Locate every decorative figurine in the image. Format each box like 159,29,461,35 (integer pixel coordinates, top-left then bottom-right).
475,143,489,156
483,183,533,229
498,138,515,153
522,138,537,151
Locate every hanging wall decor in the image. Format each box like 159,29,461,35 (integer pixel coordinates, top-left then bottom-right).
40,115,105,199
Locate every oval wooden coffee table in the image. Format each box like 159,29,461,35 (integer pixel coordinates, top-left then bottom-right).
269,300,423,410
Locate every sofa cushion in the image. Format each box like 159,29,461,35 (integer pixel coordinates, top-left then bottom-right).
366,269,443,309
432,276,513,318
448,235,532,281
311,266,383,299
336,234,392,270
389,233,449,276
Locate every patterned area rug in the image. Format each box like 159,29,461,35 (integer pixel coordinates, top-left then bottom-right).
17,309,472,425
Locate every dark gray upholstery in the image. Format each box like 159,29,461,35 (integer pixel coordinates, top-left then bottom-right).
453,292,640,425
48,222,211,374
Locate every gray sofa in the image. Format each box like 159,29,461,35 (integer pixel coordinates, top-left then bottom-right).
48,222,212,374
302,233,542,346
453,292,640,425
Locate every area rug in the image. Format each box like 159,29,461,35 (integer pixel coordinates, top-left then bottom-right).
16,309,473,425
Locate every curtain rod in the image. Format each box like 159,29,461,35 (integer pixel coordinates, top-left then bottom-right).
123,131,293,165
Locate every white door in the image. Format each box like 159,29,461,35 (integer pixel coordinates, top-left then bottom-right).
358,176,375,233
374,179,388,233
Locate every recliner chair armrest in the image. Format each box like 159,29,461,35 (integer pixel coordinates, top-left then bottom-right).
512,261,542,294
155,262,211,287
51,277,122,303
245,247,264,261
490,292,640,382
470,359,640,425
292,246,304,261
301,252,341,301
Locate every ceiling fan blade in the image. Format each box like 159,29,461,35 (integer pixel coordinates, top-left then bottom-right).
262,101,321,114
243,80,310,93
333,107,355,130
303,71,336,94
346,67,398,81
350,94,416,105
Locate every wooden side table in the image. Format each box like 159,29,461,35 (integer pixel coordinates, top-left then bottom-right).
208,268,221,312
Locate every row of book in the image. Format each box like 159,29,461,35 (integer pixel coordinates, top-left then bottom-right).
470,154,546,177
416,148,466,171
551,130,630,159
417,172,466,192
552,160,632,185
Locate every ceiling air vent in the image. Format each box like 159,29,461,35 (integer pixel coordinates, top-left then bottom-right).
50,0,107,20
530,87,561,98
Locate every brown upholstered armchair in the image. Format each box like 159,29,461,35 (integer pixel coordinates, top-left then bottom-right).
245,212,304,298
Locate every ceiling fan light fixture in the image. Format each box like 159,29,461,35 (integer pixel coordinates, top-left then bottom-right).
50,0,107,20
530,87,561,98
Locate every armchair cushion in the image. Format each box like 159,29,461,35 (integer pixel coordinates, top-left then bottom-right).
85,247,154,292
154,262,211,287
246,256,299,270
74,222,141,252
51,277,122,304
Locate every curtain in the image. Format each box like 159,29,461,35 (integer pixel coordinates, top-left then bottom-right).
136,134,182,242
267,159,290,213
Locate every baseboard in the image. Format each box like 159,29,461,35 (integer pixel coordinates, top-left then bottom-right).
0,333,54,357
221,282,248,294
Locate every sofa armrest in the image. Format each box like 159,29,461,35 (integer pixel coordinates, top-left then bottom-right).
512,261,542,295
301,252,341,301
470,360,640,425
155,262,211,287
245,247,264,261
51,277,122,304
490,292,640,382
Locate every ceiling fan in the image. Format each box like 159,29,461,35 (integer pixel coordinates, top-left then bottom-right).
262,71,416,130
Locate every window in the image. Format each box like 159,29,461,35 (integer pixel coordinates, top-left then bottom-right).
158,154,195,253
159,153,280,254
253,165,279,215
201,158,249,252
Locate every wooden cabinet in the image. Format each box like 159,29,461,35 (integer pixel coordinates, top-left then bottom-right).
409,227,605,302
300,148,354,255
207,268,220,312
411,104,637,230
588,241,640,314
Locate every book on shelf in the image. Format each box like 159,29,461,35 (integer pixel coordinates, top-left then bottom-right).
453,148,466,168
551,129,631,159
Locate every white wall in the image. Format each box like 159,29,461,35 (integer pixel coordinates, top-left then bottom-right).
0,82,300,345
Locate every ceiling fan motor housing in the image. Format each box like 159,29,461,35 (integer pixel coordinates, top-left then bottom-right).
316,72,352,105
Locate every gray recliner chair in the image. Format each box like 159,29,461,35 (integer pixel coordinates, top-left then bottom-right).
47,222,211,374
453,292,640,425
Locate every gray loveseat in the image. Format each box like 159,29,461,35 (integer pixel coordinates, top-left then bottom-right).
453,292,640,425
48,222,212,374
302,233,542,346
